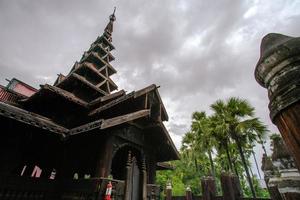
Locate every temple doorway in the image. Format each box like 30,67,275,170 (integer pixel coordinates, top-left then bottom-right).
111,145,142,200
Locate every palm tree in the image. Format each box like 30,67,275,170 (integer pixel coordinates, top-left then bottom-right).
210,97,268,198
181,131,200,172
210,101,235,173
191,111,216,177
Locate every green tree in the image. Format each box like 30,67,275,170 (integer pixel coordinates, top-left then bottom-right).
210,97,268,198
191,111,216,177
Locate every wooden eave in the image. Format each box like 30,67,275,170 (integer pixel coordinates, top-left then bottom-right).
53,73,66,86
89,91,135,116
69,119,103,135
75,62,107,82
56,73,107,97
72,73,108,96
89,89,125,107
101,109,150,129
154,88,169,121
40,84,88,108
69,109,150,136
0,101,68,135
156,162,175,170
134,84,169,121
147,121,180,161
89,85,169,122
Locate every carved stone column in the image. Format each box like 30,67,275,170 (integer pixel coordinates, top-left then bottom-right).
254,33,300,170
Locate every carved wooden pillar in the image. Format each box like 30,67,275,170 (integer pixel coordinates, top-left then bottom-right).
95,136,114,178
124,151,132,200
142,158,147,200
255,33,300,170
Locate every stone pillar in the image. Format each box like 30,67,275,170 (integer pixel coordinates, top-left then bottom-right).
254,33,300,170
201,176,216,200
165,182,172,200
261,154,283,200
278,169,300,200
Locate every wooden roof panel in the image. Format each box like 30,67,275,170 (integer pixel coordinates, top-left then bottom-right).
0,101,68,135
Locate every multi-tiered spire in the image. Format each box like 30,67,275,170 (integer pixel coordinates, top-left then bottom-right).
54,9,118,102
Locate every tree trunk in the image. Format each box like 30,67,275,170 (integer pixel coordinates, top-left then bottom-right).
224,142,234,173
232,161,239,177
208,149,216,178
252,151,262,179
194,157,199,172
236,139,256,198
261,143,268,156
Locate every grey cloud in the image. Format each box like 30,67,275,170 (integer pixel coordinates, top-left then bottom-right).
0,0,299,151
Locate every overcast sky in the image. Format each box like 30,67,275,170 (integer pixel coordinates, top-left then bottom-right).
1,0,299,177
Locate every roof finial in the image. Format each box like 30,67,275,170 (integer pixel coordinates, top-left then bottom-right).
104,7,116,40
109,7,116,22
113,7,116,15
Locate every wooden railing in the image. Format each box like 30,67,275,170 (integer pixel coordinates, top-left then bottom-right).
0,177,57,200
164,173,271,200
0,176,125,200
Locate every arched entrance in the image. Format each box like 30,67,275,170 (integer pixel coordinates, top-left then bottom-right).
111,145,143,200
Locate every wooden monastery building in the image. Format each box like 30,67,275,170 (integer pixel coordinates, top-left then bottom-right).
0,10,179,200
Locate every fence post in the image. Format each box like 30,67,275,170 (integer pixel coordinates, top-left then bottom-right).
165,182,172,200
201,176,216,200
185,186,192,200
231,174,243,199
221,172,242,200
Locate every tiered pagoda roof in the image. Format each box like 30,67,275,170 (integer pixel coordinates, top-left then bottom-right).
0,10,179,162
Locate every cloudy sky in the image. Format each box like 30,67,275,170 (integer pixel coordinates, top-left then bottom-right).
0,0,299,177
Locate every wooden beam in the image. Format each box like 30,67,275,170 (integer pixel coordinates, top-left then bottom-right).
91,52,116,75
89,92,134,116
96,35,115,50
134,84,156,98
89,90,125,106
154,89,169,121
106,81,111,93
101,109,150,129
144,94,148,109
107,77,118,90
72,73,107,96
96,80,107,88
69,119,103,135
90,43,115,61
82,62,107,80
